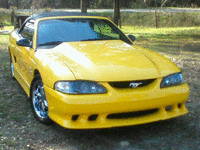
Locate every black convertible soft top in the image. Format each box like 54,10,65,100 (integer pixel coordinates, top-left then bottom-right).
18,11,100,33
29,11,98,20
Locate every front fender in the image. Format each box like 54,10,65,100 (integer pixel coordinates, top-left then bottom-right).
136,45,181,76
33,49,76,89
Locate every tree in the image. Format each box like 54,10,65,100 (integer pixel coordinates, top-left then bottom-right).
0,0,9,9
113,0,120,26
3,0,200,9
161,0,168,7
81,0,88,13
144,0,169,7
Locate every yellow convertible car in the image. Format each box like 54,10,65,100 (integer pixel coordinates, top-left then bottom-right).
8,12,189,129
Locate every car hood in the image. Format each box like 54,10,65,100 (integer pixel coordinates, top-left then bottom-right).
51,40,180,81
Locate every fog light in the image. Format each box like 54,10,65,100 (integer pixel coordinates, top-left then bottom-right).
178,103,182,108
165,105,172,111
88,114,98,121
72,115,79,121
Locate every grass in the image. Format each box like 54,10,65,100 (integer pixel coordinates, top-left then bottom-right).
3,26,14,30
122,26,200,38
122,26,200,54
0,26,200,149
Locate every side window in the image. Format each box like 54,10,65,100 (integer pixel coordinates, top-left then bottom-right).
20,20,34,42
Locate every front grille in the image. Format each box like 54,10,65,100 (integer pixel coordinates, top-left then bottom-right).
107,109,158,119
109,79,155,89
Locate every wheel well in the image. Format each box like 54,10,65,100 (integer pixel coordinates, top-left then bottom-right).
34,70,40,77
30,70,41,99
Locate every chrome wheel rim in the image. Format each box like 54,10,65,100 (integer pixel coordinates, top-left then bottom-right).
11,62,14,77
32,81,48,119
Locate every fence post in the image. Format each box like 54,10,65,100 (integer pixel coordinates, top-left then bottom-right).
14,15,18,29
182,12,187,27
11,7,15,25
170,11,173,27
155,11,159,28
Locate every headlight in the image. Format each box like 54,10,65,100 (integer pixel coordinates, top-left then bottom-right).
54,81,107,94
161,73,185,88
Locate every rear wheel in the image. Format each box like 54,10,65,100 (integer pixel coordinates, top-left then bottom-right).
31,75,52,124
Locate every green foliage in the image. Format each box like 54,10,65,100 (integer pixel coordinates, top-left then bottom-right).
0,9,11,25
94,0,113,8
1,0,200,9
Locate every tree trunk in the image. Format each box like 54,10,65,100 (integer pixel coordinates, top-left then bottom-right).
80,0,88,13
113,0,120,27
6,0,9,9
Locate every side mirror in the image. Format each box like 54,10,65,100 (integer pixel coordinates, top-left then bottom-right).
128,35,136,42
17,38,32,47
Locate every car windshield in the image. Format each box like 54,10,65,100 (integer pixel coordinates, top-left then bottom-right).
37,18,131,47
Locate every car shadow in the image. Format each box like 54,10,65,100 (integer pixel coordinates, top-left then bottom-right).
47,115,199,149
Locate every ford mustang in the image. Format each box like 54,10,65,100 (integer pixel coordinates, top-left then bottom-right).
8,12,189,129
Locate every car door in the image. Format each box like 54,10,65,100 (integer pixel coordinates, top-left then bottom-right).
15,19,35,91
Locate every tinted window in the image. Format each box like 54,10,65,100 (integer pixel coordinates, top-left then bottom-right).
20,20,34,41
37,18,132,46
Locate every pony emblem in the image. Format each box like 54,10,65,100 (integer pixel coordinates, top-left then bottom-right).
129,82,142,88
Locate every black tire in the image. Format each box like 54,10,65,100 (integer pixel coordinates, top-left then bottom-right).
31,75,52,125
10,57,15,79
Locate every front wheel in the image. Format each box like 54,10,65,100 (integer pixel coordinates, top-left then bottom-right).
31,75,52,124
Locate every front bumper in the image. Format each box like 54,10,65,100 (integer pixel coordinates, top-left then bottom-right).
44,79,189,129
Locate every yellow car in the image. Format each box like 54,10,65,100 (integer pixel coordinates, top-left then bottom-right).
8,12,189,129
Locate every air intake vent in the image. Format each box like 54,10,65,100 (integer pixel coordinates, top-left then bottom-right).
109,79,155,89
107,109,158,119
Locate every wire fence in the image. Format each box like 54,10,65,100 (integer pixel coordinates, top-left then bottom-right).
102,11,200,28
1,8,200,28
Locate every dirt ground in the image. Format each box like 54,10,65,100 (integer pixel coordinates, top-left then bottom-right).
0,32,200,150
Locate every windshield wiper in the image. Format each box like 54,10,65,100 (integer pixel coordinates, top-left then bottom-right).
38,41,63,46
